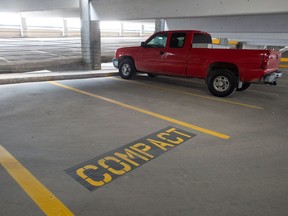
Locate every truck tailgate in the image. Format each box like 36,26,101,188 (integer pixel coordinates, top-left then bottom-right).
263,50,282,73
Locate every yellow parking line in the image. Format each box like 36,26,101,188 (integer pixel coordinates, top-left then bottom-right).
113,77,264,110
0,145,74,216
49,81,230,140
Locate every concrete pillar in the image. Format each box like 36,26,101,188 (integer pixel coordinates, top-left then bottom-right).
90,21,101,70
20,16,28,37
80,0,101,70
140,24,144,37
119,22,124,37
155,19,165,32
62,19,68,37
220,38,228,46
80,0,92,66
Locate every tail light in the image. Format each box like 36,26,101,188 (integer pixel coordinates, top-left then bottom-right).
260,52,270,69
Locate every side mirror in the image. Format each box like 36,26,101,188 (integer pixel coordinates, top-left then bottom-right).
141,42,147,47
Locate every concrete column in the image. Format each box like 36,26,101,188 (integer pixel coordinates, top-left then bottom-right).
119,22,124,37
20,16,28,37
80,0,101,69
62,19,68,37
80,0,92,66
220,38,228,46
140,24,144,37
90,21,101,70
155,19,165,32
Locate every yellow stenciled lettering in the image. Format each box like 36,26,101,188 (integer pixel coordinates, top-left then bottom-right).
114,153,140,167
130,143,154,159
76,165,112,187
114,147,152,166
146,138,174,151
166,128,192,138
157,132,184,145
98,156,131,175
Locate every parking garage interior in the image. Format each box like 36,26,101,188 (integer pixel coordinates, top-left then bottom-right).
0,1,288,216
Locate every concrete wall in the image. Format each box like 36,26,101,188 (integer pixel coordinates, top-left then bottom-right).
0,28,152,38
0,27,81,38
25,29,63,38
166,14,288,33
0,28,21,37
165,14,288,46
0,23,153,38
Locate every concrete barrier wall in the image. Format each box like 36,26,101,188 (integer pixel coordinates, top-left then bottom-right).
0,27,153,38
101,31,152,37
0,28,21,37
101,31,120,37
66,30,81,37
25,29,63,38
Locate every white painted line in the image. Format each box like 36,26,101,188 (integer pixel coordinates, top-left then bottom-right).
34,51,58,56
25,70,52,74
0,57,11,63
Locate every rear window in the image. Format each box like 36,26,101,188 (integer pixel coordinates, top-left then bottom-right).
192,33,212,48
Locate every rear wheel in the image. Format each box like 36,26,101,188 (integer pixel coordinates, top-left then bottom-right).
207,69,237,97
119,59,136,79
236,82,251,91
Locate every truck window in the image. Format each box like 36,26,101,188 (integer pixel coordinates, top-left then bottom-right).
192,33,212,48
146,33,168,48
170,33,186,48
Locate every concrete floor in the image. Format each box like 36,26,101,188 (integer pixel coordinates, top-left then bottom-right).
0,71,288,216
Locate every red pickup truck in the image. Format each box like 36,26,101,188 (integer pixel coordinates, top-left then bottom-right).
113,30,282,97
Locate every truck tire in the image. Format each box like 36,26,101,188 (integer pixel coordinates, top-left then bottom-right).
236,82,251,91
119,58,136,79
207,69,237,97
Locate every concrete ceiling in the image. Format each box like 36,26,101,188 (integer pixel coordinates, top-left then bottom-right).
0,0,79,12
90,0,288,20
1,0,288,19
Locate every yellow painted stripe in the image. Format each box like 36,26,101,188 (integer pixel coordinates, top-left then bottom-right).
0,145,74,216
49,81,230,139
279,64,288,68
280,58,288,62
114,78,264,110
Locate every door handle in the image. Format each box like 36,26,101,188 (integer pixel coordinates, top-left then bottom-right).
160,51,165,55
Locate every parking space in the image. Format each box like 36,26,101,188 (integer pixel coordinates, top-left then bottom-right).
1,71,288,216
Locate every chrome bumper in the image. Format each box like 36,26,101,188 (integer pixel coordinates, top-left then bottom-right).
112,58,119,69
263,71,282,85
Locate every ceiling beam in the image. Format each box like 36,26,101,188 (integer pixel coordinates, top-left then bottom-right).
0,0,79,12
